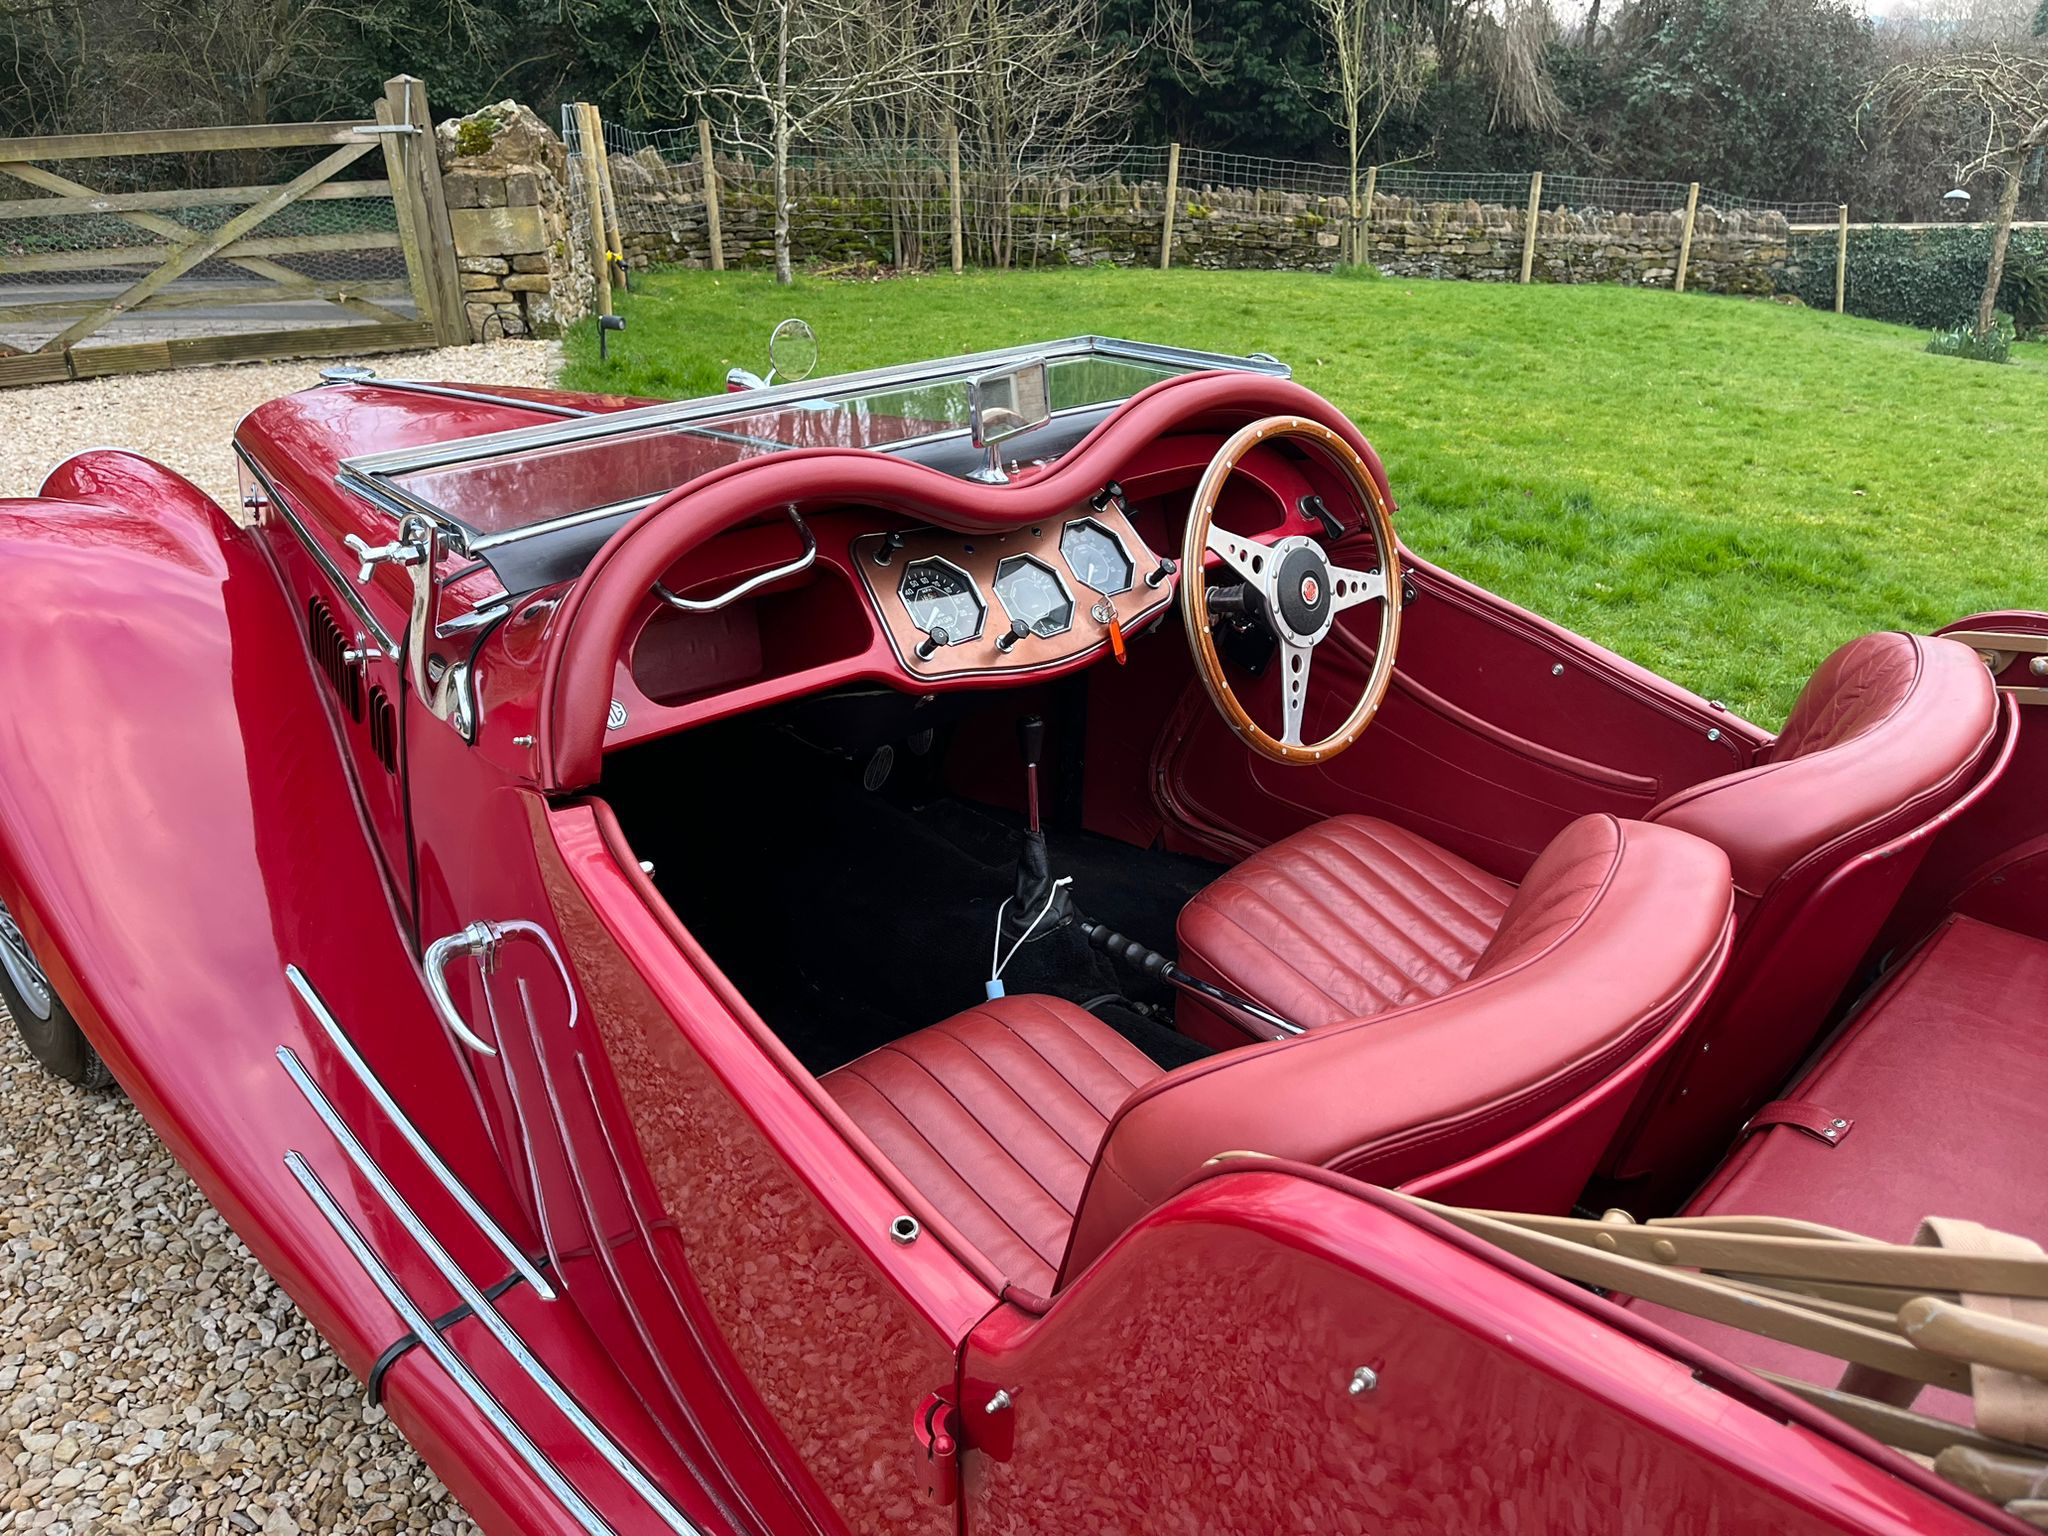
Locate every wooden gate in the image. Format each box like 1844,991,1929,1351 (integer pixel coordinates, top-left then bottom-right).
0,76,467,389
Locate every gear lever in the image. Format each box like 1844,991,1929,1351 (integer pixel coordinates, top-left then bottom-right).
1002,714,1072,947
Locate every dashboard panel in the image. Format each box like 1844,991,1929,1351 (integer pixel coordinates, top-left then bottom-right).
853,502,1176,679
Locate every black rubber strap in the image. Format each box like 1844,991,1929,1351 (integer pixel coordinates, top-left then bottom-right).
366,1254,553,1407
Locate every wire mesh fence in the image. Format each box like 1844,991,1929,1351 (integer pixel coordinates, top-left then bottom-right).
564,110,1862,292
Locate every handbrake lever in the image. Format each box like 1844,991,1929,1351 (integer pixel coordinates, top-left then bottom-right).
1080,918,1303,1039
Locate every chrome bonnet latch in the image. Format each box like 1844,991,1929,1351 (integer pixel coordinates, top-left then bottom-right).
422,919,579,1057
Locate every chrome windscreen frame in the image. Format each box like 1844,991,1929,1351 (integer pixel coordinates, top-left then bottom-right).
334,336,1291,559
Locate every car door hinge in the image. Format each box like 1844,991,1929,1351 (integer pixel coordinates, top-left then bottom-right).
913,1390,961,1507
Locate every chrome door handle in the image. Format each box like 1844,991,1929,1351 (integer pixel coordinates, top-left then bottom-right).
422,920,579,1057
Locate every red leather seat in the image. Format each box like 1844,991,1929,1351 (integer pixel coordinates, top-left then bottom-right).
1176,815,1515,1042
1603,632,2003,1193
820,995,1162,1294
829,816,1732,1294
1629,915,2048,1421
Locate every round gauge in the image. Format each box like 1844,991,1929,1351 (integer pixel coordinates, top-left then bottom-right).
899,557,985,642
993,555,1075,638
1060,518,1135,595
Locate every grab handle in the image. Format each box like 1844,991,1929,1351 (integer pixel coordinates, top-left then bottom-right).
652,505,814,614
422,919,580,1057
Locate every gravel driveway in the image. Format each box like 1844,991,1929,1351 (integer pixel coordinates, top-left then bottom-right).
2,342,563,1533
0,341,562,506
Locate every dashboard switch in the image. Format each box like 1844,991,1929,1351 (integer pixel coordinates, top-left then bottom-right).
995,618,1031,655
915,625,951,661
1089,480,1127,515
1145,555,1178,589
874,530,907,566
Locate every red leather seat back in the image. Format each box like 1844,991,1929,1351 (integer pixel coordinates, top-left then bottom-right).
1060,816,1734,1285
1604,633,2002,1191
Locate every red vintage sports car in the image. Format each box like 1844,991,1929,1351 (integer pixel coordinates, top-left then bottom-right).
0,334,2043,1535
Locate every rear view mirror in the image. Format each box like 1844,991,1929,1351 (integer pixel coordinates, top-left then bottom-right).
967,358,1051,483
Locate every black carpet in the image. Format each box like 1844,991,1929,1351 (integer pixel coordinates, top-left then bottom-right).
604,724,1227,1075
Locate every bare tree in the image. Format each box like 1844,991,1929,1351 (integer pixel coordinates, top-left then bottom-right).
648,0,966,283
1309,0,1428,265
1877,47,2048,335
944,0,1138,266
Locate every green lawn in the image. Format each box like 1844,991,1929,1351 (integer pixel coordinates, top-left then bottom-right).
561,269,2048,725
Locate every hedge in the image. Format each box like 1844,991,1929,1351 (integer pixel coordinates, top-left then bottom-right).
1789,224,2048,332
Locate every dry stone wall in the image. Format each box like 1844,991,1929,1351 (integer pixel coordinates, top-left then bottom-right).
435,102,589,341
603,155,1792,294
439,109,1797,308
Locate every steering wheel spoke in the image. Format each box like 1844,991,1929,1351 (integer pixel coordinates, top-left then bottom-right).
1206,526,1270,590
1278,639,1314,747
1327,563,1386,615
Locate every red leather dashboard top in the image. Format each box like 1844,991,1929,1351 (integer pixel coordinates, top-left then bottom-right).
537,372,1393,790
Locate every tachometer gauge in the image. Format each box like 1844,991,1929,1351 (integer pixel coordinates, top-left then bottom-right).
993,555,1075,638
899,557,985,643
1060,518,1135,595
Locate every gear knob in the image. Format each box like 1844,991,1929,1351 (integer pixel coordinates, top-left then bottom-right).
1017,713,1045,769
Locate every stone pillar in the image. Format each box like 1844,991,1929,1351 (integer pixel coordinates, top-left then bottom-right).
434,101,591,340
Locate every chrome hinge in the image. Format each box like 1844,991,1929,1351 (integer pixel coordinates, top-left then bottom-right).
913,1391,961,1507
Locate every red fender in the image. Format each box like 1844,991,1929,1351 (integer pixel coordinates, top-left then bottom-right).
0,453,726,1535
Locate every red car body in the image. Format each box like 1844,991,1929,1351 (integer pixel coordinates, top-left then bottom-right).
0,342,2039,1535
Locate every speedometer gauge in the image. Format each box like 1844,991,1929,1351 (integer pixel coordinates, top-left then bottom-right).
1060,518,1134,595
899,557,985,642
993,555,1075,638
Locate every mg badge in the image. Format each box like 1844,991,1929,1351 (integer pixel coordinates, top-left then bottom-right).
1300,574,1320,606
607,699,629,731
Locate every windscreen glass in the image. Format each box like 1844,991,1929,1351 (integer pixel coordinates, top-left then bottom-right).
381,353,1194,541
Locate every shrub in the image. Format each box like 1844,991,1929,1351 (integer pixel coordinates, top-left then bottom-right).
2005,253,2048,336
1924,313,2015,364
1792,225,2048,330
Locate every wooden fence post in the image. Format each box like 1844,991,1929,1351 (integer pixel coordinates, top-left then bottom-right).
1674,181,1700,294
1358,164,1379,268
588,104,627,293
1159,142,1181,271
946,117,964,275
1520,171,1543,284
574,103,611,317
697,119,724,271
1835,205,1849,315
378,76,465,346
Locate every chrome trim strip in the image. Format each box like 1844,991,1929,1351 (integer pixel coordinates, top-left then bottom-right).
341,336,1289,480
322,370,595,419
239,448,400,659
278,1048,706,1536
284,965,555,1299
282,1151,615,1536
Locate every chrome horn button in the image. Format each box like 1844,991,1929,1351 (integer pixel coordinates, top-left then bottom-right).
1271,541,1336,643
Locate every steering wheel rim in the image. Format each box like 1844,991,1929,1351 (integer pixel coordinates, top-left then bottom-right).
1178,415,1403,765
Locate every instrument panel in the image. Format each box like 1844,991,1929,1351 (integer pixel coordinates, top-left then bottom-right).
854,502,1175,678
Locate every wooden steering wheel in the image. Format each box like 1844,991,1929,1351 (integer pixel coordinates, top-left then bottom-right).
1178,416,1403,765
